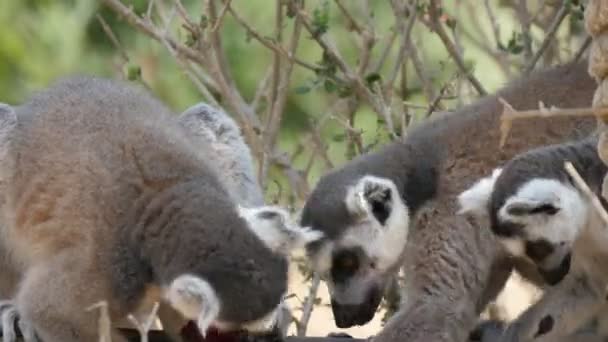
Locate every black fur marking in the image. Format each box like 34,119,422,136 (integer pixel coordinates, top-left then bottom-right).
524,239,555,262
491,221,525,238
506,203,559,216
529,203,560,215
330,248,362,284
257,211,281,220
534,315,554,337
365,185,392,226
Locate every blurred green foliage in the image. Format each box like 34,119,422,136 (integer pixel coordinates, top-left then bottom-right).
0,0,586,197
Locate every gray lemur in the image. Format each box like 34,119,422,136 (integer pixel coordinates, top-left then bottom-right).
0,76,322,342
300,61,601,341
458,134,608,341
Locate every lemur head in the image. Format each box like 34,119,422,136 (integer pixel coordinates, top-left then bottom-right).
458,167,591,286
164,205,323,336
301,174,410,328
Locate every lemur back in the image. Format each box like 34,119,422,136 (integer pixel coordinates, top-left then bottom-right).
0,77,320,342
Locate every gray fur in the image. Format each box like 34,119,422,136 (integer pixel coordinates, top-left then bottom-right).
301,61,601,340
0,77,295,342
177,103,264,207
488,135,606,239
459,136,608,341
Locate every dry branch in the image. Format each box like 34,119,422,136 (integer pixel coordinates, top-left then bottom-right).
498,97,608,148
564,162,608,226
426,0,487,96
524,0,570,73
86,301,113,342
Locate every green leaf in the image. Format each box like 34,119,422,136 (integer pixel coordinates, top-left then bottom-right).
365,72,382,85
124,63,141,81
332,133,347,142
312,0,330,36
294,85,311,94
323,79,336,93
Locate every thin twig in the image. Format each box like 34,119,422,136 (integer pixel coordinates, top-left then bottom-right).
296,273,321,337
146,0,156,20
86,301,113,342
524,0,570,73
498,98,608,148
335,0,364,34
102,0,207,65
211,0,232,33
127,302,160,342
172,0,197,31
96,14,130,64
426,0,487,96
516,0,533,60
225,2,321,74
564,162,608,226
483,0,501,49
574,36,593,62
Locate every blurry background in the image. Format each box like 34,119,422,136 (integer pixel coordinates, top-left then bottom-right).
0,0,587,337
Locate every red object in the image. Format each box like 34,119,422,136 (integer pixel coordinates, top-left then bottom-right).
180,321,246,342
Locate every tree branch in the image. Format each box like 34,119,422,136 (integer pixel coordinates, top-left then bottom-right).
524,0,570,73
426,0,487,96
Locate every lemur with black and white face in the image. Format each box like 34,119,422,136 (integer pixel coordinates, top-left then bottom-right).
300,62,604,341
0,76,322,342
458,135,608,341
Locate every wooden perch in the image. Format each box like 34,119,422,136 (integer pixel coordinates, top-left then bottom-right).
498,97,608,148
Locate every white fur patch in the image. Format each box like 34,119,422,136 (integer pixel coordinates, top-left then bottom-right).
501,238,525,256
457,168,502,217
238,205,323,255
310,241,334,275
164,275,220,337
341,175,410,271
499,178,589,246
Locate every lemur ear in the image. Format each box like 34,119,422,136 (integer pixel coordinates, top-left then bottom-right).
457,168,502,217
503,199,560,216
345,175,400,226
239,206,324,255
178,102,242,141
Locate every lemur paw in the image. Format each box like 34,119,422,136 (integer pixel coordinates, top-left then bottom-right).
0,300,39,342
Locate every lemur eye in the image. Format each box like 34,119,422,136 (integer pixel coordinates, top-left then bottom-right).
331,249,360,283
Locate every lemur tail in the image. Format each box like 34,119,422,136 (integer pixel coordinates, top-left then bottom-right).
178,103,264,207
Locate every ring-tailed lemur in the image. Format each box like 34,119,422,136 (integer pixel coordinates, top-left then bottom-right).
300,61,600,341
0,76,322,342
458,135,608,341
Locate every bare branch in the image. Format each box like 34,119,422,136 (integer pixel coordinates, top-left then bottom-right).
211,0,232,33
426,0,487,96
225,2,322,74
296,273,321,337
86,301,112,342
101,0,208,66
524,0,570,73
498,98,608,148
483,0,502,49
127,302,160,342
515,0,533,59
574,36,593,62
335,0,364,34
96,14,130,64
564,162,608,226
172,0,197,31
